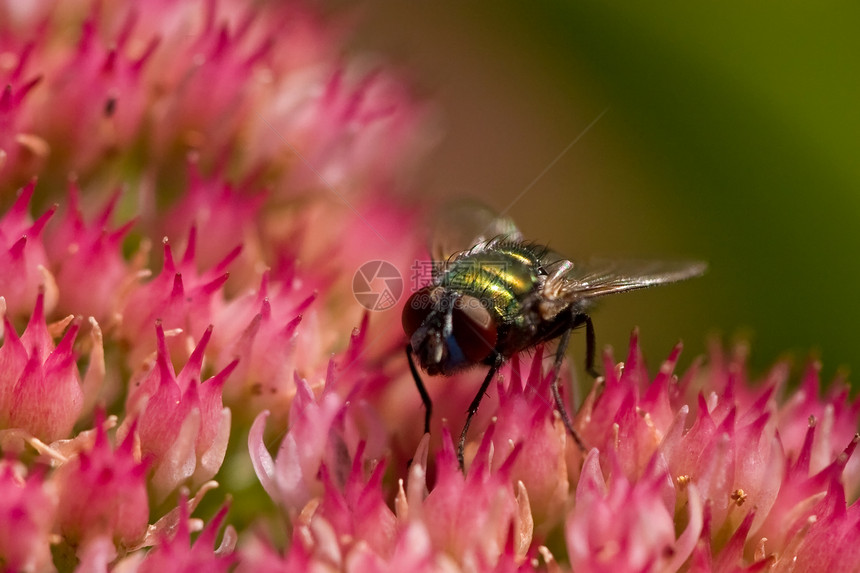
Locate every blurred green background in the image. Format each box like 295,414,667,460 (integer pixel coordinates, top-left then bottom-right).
340,2,860,381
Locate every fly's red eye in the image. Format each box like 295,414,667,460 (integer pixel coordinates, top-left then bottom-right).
402,286,435,337
451,295,497,363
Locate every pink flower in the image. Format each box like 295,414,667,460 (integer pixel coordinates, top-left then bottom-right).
410,427,532,568
211,269,318,415
0,290,83,443
120,322,233,502
53,416,149,549
0,460,56,572
118,231,235,367
127,494,236,573
161,162,265,284
567,450,702,572
249,375,346,514
564,334,860,570
249,64,433,193
491,350,571,527
27,14,152,173
43,181,134,323
0,181,56,317
790,468,860,570
0,78,48,189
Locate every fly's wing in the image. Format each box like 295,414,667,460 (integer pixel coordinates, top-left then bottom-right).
543,256,707,302
430,201,522,263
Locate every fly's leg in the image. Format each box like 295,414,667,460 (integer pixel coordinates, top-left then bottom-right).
406,344,433,434
583,314,599,379
548,313,593,453
458,359,500,471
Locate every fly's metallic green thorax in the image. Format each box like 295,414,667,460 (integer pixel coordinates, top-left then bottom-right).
439,241,544,321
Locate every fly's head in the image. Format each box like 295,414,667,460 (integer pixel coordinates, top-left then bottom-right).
402,286,498,375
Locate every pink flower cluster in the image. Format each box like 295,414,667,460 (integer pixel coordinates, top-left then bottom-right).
246,336,860,572
0,1,858,571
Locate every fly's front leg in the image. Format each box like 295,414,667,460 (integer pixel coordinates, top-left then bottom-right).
406,344,432,434
458,358,500,471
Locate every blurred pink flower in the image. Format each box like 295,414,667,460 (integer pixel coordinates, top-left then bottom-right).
43,182,134,323
0,181,56,317
0,78,48,186
28,14,152,173
161,161,266,284
0,460,56,572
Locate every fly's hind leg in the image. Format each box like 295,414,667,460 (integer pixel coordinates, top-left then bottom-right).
549,313,594,453
406,344,433,434
579,313,599,378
